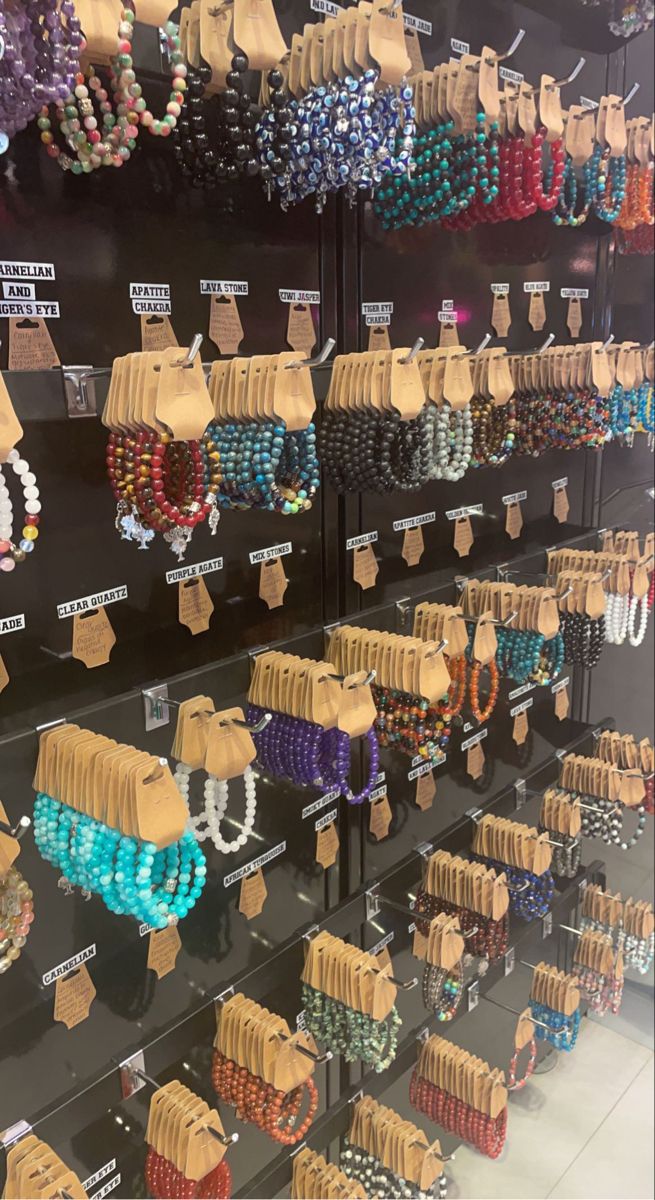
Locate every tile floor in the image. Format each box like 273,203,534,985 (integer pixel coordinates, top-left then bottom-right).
448,1019,654,1200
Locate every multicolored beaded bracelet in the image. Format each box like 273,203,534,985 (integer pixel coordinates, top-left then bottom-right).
302,982,401,1072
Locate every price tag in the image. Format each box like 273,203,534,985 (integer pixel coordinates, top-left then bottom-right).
369,793,392,841
178,577,214,634
315,819,339,869
453,516,473,557
552,676,570,721
72,607,116,669
352,543,379,590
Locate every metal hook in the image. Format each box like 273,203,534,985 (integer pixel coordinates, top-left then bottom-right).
546,57,586,90
425,638,449,657
615,82,640,108
539,333,555,353
454,332,492,358
481,994,552,1032
220,712,272,735
275,1032,333,1064
0,814,31,840
482,610,518,627
487,28,525,64
321,669,377,687
285,338,336,370
507,879,531,893
398,337,425,365
556,586,574,601
154,333,204,371
379,970,419,990
559,923,583,937
596,335,615,353
380,0,402,11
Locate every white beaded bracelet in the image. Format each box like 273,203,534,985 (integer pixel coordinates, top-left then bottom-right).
173,761,257,854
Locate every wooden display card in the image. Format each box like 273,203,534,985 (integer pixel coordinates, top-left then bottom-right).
147,925,182,979
553,484,569,524
491,293,511,338
467,741,485,780
402,526,425,567
259,557,288,609
316,821,339,869
286,303,316,356
209,294,244,356
72,607,116,669
528,291,546,332
512,709,529,746
554,684,570,721
0,654,9,696
505,501,523,540
369,794,392,841
353,543,379,589
141,314,179,352
453,515,474,557
416,769,436,811
179,578,214,634
54,965,96,1030
567,297,583,339
8,318,60,371
239,869,267,919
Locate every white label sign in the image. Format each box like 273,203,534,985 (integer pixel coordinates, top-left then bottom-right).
130,283,171,314
83,1162,117,1192
57,586,128,619
315,808,338,831
369,785,388,803
451,38,469,54
370,931,395,955
560,288,589,299
508,682,536,701
491,283,510,294
43,944,96,986
404,12,432,33
552,676,570,694
200,280,248,295
224,842,286,887
502,491,527,505
461,728,488,752
580,96,599,110
510,698,534,717
91,1176,121,1200
366,314,391,326
392,511,436,532
279,289,321,304
0,261,55,280
552,477,569,490
0,301,59,318
2,282,36,300
438,310,459,323
499,67,524,83
310,0,340,13
446,504,483,520
346,531,378,549
0,614,25,635
361,302,393,315
302,790,340,820
408,755,445,781
249,542,292,565
166,558,223,584
524,281,551,293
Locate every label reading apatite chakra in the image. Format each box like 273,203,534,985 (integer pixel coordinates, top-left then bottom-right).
0,614,25,635
43,944,96,986
130,283,171,314
393,512,436,532
249,542,292,565
57,587,128,619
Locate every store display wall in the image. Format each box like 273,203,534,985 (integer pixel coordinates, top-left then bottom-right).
0,1,653,1198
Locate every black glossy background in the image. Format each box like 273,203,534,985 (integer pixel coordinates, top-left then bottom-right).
0,1,653,1197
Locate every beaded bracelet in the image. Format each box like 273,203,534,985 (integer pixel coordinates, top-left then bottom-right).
145,1147,233,1199
409,1070,507,1158
0,449,41,573
572,964,624,1017
540,829,582,878
175,762,257,854
319,406,434,495
302,982,401,1072
422,960,464,1021
579,917,655,976
514,384,609,453
467,658,500,724
530,1001,580,1051
33,793,206,928
507,1038,537,1090
428,404,473,482
340,1140,447,1200
208,420,319,515
414,888,509,963
372,683,453,762
211,1049,317,1145
579,794,623,844
473,855,554,921
248,704,379,804
470,396,516,467
560,611,606,669
0,865,34,973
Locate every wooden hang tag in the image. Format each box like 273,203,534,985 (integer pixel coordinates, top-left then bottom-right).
439,320,460,348
467,740,485,780
205,708,255,780
416,769,435,811
412,924,428,959
179,578,214,634
135,0,173,25
156,347,214,441
239,869,267,919
553,484,569,524
528,291,546,332
72,607,116,668
491,293,511,338
368,323,391,351
0,800,20,873
505,501,523,540
369,793,392,840
147,925,182,979
513,708,529,746
453,515,474,558
232,0,286,70
0,654,9,696
316,821,339,869
338,671,377,738
515,1008,535,1050
54,965,96,1030
567,298,583,339
8,318,60,371
353,543,379,589
286,303,316,356
368,0,411,86
141,314,179,352
402,526,424,566
259,557,288,609
554,684,570,721
404,27,424,73
209,294,244,356
619,770,645,809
